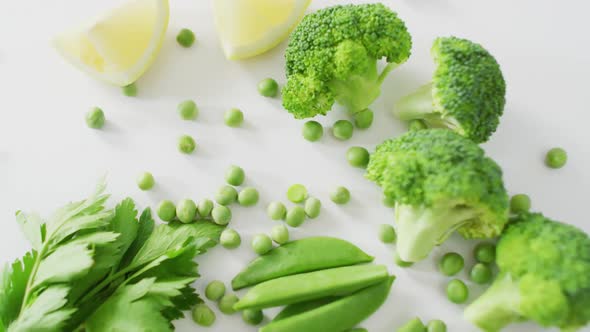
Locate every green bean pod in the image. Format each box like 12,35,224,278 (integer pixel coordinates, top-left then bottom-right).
231,237,373,290
234,264,388,310
273,298,339,322
260,276,395,332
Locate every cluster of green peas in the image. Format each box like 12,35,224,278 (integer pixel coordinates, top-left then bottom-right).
301,109,374,143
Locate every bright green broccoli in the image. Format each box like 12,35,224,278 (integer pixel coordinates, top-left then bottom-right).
366,129,509,262
393,37,506,143
464,213,590,332
282,3,412,119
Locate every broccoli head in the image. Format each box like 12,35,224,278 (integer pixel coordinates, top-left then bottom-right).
282,3,412,118
393,37,506,143
464,213,590,332
366,129,509,262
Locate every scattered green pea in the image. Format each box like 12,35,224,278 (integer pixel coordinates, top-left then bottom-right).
157,200,176,222
238,187,259,206
332,120,354,140
220,228,241,249
224,108,244,127
439,252,464,276
383,195,396,208
270,224,289,244
218,294,239,315
378,224,396,244
446,279,469,304
470,263,493,284
330,186,350,204
177,28,195,48
302,121,324,142
409,119,427,131
394,253,413,268
242,308,264,325
198,199,214,218
427,319,447,332
304,197,321,219
176,199,197,224
205,280,226,301
136,172,155,191
285,206,306,227
122,82,137,97
178,100,198,120
354,109,374,129
252,234,273,255
510,194,531,214
85,107,105,129
225,165,245,186
267,201,287,220
474,243,496,264
178,135,196,154
396,317,426,332
258,78,279,98
192,303,215,327
215,185,238,205
212,205,232,225
287,184,308,203
347,146,370,168
545,147,567,169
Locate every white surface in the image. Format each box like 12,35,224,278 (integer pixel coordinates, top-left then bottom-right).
1,0,589,331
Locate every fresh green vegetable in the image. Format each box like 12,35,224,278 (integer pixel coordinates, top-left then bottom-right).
225,165,245,186
439,252,464,276
510,194,531,214
211,205,232,225
285,206,306,227
464,213,590,331
198,199,214,218
220,228,241,249
267,201,287,220
470,263,493,284
426,319,446,332
330,186,350,205
232,237,374,290
273,298,338,322
176,199,197,224
252,234,273,255
353,109,374,129
218,294,239,315
242,309,264,325
378,224,396,244
347,147,370,168
259,276,395,332
473,243,496,263
304,197,321,219
282,4,411,118
446,279,469,304
396,318,426,332
347,328,368,332
270,225,289,245
366,129,509,262
394,253,413,268
393,37,506,143
258,78,279,97
545,147,567,169
178,134,196,154
205,280,226,301
238,187,259,206
86,107,105,129
287,184,308,203
332,120,354,141
192,303,216,327
122,82,137,96
224,108,244,127
408,119,427,131
176,28,195,48
178,100,198,120
215,185,238,205
136,172,155,191
156,200,176,222
383,195,396,208
302,121,324,142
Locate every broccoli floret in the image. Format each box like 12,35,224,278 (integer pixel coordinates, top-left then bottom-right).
366,129,509,262
282,3,412,118
393,37,506,143
464,213,590,331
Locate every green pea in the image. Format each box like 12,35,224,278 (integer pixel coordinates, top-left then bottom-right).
474,243,496,264
271,224,289,244
205,280,226,301
302,121,324,142
353,109,373,129
225,108,244,127
332,120,354,140
427,320,446,332
346,147,370,168
178,100,198,120
397,317,426,332
225,165,245,186
383,195,396,208
218,294,239,315
287,184,308,203
156,200,176,222
122,82,137,97
409,119,427,131
545,147,567,169
470,263,493,284
198,199,214,218
378,224,396,244
86,107,105,129
439,252,464,276
304,197,321,219
285,206,306,227
242,308,264,325
136,172,155,191
192,303,215,327
220,228,241,249
212,205,232,225
252,234,273,255
178,135,196,154
394,253,413,268
176,199,197,223
258,78,279,97
510,194,531,214
330,186,350,205
238,187,259,206
267,201,287,220
215,185,238,205
177,28,195,48
446,279,469,304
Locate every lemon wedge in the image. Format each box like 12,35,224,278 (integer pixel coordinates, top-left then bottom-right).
54,0,169,86
213,0,311,60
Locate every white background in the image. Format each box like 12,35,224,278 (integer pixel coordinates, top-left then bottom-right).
1,0,589,331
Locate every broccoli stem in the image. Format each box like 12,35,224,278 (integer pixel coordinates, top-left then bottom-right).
464,273,522,332
394,203,477,262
